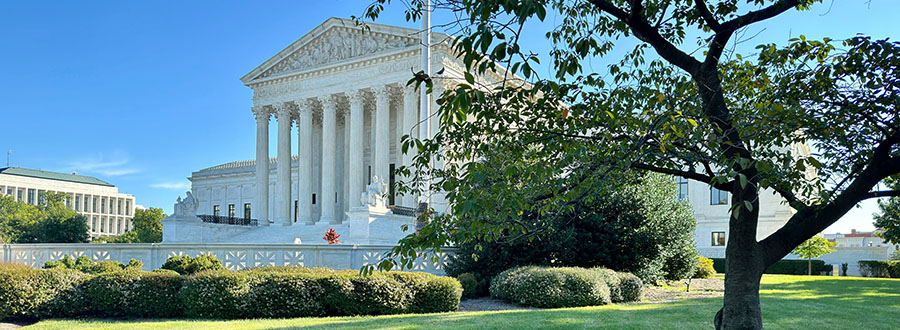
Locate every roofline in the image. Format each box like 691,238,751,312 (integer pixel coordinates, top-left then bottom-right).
0,167,115,187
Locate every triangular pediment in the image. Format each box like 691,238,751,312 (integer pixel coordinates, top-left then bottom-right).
242,17,421,83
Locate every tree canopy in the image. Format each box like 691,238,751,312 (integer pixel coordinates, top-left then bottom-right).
359,1,900,329
874,177,900,245
792,235,836,275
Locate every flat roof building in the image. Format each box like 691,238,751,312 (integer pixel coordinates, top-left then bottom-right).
0,167,137,237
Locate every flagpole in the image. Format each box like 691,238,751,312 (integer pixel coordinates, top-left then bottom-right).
419,0,432,207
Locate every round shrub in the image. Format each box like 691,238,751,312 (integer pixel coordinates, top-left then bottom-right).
693,256,716,279
80,271,139,316
346,274,410,315
93,260,125,274
244,273,325,318
0,265,87,320
151,269,180,276
591,268,624,303
409,276,462,313
161,254,225,275
490,266,610,308
615,271,643,303
126,272,185,318
180,270,250,319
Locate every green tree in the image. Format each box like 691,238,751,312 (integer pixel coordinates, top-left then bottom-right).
792,236,836,275
0,195,39,243
93,207,166,243
360,1,900,329
874,177,900,245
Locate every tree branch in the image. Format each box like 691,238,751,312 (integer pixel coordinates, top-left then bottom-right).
589,0,701,75
719,0,801,32
861,190,900,200
693,0,722,32
630,162,733,191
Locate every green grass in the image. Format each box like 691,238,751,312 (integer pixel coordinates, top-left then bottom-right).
23,275,900,330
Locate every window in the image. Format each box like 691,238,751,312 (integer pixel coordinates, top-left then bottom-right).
676,177,689,201
126,200,131,215
367,166,372,185
312,193,316,205
27,189,35,205
389,163,396,206
118,200,123,215
244,203,251,220
93,197,98,213
712,232,726,246
228,204,235,218
213,205,220,216
710,187,728,205
294,200,298,222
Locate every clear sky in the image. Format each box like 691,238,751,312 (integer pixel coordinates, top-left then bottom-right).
1,0,896,234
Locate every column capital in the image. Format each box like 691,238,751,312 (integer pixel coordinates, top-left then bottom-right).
347,89,367,105
295,98,313,115
273,102,292,118
373,86,392,101
251,105,270,121
320,95,339,113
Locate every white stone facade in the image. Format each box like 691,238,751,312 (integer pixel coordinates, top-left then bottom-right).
0,167,137,237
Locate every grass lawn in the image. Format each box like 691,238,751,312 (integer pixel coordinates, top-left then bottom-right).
23,274,900,330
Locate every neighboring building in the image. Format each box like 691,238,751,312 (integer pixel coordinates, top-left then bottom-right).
825,229,895,248
0,167,137,237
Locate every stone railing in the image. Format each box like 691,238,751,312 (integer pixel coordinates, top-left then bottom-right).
0,243,453,275
198,215,258,226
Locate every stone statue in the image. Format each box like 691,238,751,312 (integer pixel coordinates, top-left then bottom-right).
174,191,199,217
360,176,387,208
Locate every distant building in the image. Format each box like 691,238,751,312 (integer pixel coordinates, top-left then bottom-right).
825,229,895,248
0,167,137,237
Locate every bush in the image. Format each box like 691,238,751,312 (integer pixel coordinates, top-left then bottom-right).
447,173,698,284
152,269,180,276
490,266,611,308
858,260,900,278
0,264,86,320
1,265,460,320
457,273,483,299
42,256,134,275
161,254,225,275
180,270,250,319
711,258,830,275
591,267,643,303
694,256,716,278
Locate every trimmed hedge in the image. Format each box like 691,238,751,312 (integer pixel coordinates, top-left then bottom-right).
0,265,461,321
491,266,621,308
858,260,900,278
711,258,831,275
591,267,643,303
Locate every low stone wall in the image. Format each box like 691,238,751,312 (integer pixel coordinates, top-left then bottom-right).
0,243,452,275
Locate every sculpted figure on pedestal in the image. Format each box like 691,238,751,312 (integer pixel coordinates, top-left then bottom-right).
360,176,387,209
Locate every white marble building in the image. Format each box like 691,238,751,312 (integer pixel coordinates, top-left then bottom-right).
0,167,138,237
167,17,797,248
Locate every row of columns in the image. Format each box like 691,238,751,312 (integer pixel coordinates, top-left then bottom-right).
0,186,135,235
252,83,429,226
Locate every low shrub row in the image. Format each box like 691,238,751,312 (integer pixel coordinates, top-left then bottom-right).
711,258,831,275
0,264,461,321
43,255,143,274
489,266,642,308
858,260,900,278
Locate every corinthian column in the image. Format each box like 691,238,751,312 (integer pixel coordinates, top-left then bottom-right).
274,102,293,226
252,106,270,225
348,90,365,208
374,87,391,187
401,86,418,207
297,100,313,224
320,95,338,224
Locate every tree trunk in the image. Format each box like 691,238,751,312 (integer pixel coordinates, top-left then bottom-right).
808,258,811,276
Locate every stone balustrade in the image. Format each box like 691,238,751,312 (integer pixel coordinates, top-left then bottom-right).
0,243,452,275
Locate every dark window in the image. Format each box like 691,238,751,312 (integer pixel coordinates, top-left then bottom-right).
294,200,298,222
712,232,726,246
710,187,728,205
213,205,220,216
228,204,235,218
676,177,688,201
312,193,316,205
389,163,395,206
367,166,372,185
244,203,251,220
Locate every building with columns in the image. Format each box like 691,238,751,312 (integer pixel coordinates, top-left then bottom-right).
0,167,138,238
163,18,467,244
164,17,797,248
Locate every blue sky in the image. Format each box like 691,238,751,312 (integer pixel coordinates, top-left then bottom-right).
0,1,896,234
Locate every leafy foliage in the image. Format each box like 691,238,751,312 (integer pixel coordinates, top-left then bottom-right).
857,260,900,278
792,236,836,275
445,173,697,284
160,254,225,275
694,256,716,279
0,193,88,243
874,177,900,246
92,207,166,243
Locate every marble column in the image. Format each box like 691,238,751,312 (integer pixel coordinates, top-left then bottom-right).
401,85,419,207
252,106,270,225
297,100,313,224
374,87,391,186
275,102,293,226
320,96,338,223
348,90,365,208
